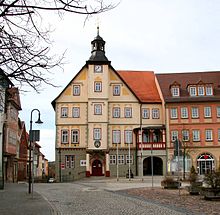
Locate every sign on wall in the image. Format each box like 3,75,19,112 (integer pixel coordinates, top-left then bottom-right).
61,163,65,169
80,160,86,166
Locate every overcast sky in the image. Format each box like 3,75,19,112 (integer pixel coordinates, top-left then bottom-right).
19,0,220,161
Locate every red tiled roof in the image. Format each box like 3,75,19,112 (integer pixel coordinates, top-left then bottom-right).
116,70,161,103
156,71,220,102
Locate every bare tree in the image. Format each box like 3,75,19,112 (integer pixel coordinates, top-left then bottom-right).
0,0,116,91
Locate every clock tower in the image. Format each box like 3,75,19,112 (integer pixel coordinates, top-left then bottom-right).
87,26,110,63
86,27,111,177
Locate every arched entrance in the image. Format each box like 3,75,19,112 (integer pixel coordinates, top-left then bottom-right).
92,159,103,176
143,156,163,176
197,153,214,175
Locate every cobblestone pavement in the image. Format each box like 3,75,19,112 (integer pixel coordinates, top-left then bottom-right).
121,187,220,215
0,183,53,215
35,181,185,215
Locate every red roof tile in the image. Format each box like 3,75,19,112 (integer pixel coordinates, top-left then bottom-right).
156,71,220,102
117,70,161,103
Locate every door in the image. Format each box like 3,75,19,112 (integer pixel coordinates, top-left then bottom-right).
143,156,163,176
92,160,103,176
197,153,214,175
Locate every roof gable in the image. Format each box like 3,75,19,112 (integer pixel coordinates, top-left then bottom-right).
51,65,87,109
7,87,22,110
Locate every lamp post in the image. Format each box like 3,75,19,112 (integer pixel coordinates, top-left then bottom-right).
141,126,143,181
128,136,131,181
116,135,119,182
151,139,154,188
58,147,62,182
140,104,143,181
28,109,43,195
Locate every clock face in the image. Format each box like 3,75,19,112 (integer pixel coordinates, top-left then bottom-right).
94,140,101,148
94,65,102,72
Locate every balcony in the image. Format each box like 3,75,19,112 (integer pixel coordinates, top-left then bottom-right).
137,142,166,150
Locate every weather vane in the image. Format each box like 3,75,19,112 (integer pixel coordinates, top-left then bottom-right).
96,16,101,35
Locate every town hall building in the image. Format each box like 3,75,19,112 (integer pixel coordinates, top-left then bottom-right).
52,29,220,182
52,29,166,181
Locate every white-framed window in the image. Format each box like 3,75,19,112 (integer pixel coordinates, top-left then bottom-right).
61,107,68,118
204,106,211,118
217,107,220,118
191,107,199,119
205,129,213,141
65,155,75,168
189,86,196,96
94,104,102,115
170,108,177,119
171,86,179,97
124,107,132,118
125,130,133,144
171,130,178,142
94,82,102,92
182,130,189,141
218,129,220,141
152,108,159,119
93,128,101,140
113,85,120,96
198,86,205,96
73,85,80,96
181,107,188,118
113,107,120,118
71,130,79,144
118,155,124,165
72,107,80,118
126,155,133,164
206,86,213,96
112,130,121,144
61,130,68,144
142,108,150,119
192,130,200,141
109,155,116,165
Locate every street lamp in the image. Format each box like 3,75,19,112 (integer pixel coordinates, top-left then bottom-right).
28,109,43,195
151,139,154,188
116,134,119,182
128,134,131,181
58,147,62,182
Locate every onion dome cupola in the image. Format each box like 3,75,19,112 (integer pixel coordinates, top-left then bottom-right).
88,27,110,63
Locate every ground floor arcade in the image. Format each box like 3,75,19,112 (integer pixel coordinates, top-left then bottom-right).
168,148,220,176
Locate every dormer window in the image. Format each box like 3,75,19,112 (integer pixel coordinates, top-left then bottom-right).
171,86,179,97
189,84,213,97
189,86,196,96
198,86,204,96
206,85,213,96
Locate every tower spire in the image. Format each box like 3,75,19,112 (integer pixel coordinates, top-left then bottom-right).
88,27,109,62
96,16,100,36
97,25,100,36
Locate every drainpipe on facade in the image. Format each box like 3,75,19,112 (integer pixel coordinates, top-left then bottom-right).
0,130,3,189
165,108,168,175
0,122,6,189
